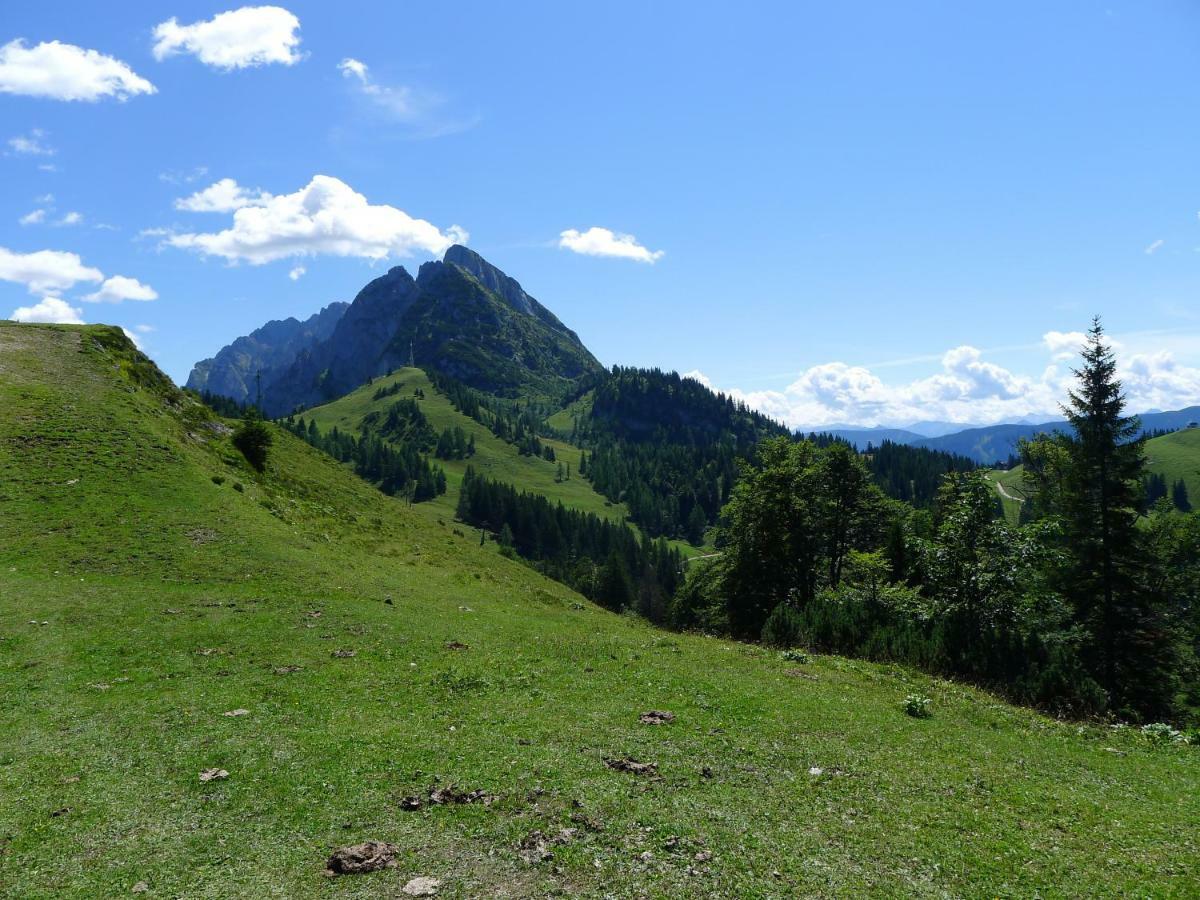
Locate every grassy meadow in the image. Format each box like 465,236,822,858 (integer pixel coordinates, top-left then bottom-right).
1,322,1197,898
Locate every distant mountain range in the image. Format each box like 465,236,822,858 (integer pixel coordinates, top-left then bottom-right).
188,245,602,416
817,408,1200,463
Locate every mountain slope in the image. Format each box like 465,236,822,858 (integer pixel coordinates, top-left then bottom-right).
2,322,1198,898
1144,426,1200,503
300,366,629,527
185,301,348,403
257,246,602,415
915,406,1200,464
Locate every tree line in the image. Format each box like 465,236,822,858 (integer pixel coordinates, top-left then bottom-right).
672,321,1199,723
455,465,683,614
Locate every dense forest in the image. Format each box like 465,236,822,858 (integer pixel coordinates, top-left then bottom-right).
571,367,789,543
455,466,683,615
674,321,1200,723
281,413,447,502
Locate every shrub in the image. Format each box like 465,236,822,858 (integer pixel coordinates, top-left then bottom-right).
232,416,272,472
233,482,244,493
211,475,226,486
780,648,809,663
905,694,933,718
1141,722,1185,745
761,602,804,648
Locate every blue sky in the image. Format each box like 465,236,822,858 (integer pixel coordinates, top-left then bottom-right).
3,1,1199,426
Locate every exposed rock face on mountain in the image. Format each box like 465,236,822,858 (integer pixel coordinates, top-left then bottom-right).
193,246,603,416
185,301,348,404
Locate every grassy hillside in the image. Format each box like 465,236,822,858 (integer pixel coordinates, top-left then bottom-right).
302,368,628,527
1,322,1198,898
985,467,1027,524
987,429,1200,523
1145,427,1200,504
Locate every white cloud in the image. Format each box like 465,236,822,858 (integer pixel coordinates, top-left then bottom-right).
159,174,467,264
339,57,415,118
559,226,664,263
691,332,1200,429
153,6,302,70
288,265,306,280
158,166,209,185
8,296,84,324
0,246,102,293
19,209,46,226
83,275,158,304
59,211,83,226
0,39,155,101
1145,239,1164,255
336,57,476,136
1042,330,1086,360
38,163,57,172
7,129,55,156
175,177,272,212
121,327,143,349
134,324,155,334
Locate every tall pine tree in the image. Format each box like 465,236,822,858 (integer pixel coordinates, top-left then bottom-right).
1059,318,1174,717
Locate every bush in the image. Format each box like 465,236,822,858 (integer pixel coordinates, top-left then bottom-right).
232,416,272,472
761,602,804,648
233,482,244,493
1141,722,1185,745
211,475,226,485
780,648,809,663
904,694,933,718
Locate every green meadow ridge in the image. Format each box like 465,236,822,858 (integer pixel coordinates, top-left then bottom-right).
2,325,1199,897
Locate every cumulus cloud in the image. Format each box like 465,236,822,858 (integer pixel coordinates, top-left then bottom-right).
0,246,102,293
83,275,158,303
8,296,84,324
288,265,306,280
59,211,83,226
18,209,46,226
559,227,664,263
7,129,55,156
0,39,155,101
159,174,467,264
175,177,272,212
688,329,1200,429
1042,330,1087,361
153,6,302,69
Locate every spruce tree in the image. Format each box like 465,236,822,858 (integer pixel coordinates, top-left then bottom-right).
1059,318,1172,716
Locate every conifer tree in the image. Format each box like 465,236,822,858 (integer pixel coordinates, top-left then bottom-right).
1058,318,1174,716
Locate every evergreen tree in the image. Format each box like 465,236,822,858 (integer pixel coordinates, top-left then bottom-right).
1058,318,1172,716
1172,479,1191,513
596,551,634,611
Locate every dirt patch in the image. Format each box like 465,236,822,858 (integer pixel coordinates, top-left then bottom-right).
198,768,229,782
517,827,576,864
186,527,219,545
785,669,819,680
331,649,357,658
402,876,441,896
604,757,659,776
273,665,303,675
401,785,495,810
639,710,675,725
445,641,469,651
324,841,399,876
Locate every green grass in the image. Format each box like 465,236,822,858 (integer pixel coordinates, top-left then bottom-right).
984,467,1027,525
303,368,627,527
1,322,1198,898
987,429,1200,525
1145,427,1200,505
